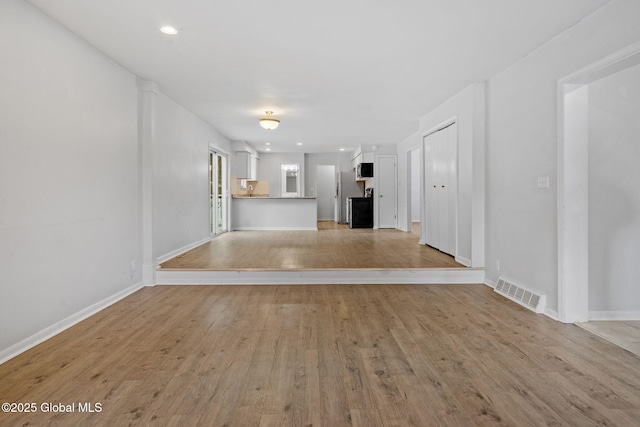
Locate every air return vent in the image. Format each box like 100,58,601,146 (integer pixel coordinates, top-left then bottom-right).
494,277,546,313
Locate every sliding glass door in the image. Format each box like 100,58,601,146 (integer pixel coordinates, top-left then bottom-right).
209,150,228,236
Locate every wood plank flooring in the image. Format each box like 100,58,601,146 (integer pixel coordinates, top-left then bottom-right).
160,222,463,270
2,284,640,426
577,321,640,357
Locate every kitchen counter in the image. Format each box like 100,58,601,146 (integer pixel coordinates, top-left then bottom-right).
232,196,317,230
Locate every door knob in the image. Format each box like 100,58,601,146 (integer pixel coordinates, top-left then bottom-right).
379,195,383,198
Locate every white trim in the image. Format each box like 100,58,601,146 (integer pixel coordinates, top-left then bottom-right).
589,311,640,321
543,308,559,321
143,264,155,286
156,236,211,264
455,256,471,267
421,117,457,139
374,154,398,229
484,276,497,288
557,42,640,323
209,148,230,237
156,268,485,285
232,226,318,231
0,282,145,365
208,142,230,156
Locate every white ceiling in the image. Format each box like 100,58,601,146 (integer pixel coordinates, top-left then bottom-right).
27,0,609,154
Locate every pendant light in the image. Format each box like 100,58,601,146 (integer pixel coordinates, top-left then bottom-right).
259,111,280,130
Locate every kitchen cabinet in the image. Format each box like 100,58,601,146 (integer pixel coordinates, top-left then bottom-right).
351,152,374,169
236,151,258,180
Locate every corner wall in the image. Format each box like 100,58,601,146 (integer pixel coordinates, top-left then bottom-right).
485,0,640,314
0,0,233,361
153,92,231,261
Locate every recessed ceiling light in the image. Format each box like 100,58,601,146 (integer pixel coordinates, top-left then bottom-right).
265,142,271,145
160,26,178,35
339,148,345,151
296,142,303,146
266,148,271,151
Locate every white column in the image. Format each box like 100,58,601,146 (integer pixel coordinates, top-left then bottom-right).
139,80,158,285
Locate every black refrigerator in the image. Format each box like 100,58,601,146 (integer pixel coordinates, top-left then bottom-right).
347,197,373,228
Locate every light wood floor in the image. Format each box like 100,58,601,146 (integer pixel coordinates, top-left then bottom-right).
577,321,640,357
2,285,639,426
160,221,463,270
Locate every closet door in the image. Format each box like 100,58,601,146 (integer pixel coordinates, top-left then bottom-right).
424,131,439,248
436,129,449,253
437,125,457,255
422,123,457,256
444,124,457,256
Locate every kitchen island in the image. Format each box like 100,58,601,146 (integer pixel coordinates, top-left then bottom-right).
231,196,317,230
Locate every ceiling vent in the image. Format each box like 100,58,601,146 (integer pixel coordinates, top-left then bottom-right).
494,277,545,314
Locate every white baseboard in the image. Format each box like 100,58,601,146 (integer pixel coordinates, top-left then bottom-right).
143,264,155,286
156,236,212,264
544,307,559,321
455,256,472,267
0,282,144,365
483,277,497,288
589,311,640,321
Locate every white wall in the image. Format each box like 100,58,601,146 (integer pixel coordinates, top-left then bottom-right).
304,152,353,196
397,83,485,268
0,0,140,355
397,133,420,232
316,165,335,220
257,152,305,197
485,0,640,314
154,92,231,260
588,63,640,313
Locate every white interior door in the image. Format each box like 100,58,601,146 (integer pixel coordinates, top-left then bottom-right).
424,132,438,247
423,122,457,255
335,170,340,222
377,155,397,228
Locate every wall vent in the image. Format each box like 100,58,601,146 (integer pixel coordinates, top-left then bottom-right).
494,277,546,313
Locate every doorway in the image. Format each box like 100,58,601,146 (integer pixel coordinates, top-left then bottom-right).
209,149,228,236
316,165,336,221
558,42,640,323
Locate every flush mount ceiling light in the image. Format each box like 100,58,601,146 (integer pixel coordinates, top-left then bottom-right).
160,26,178,35
259,111,280,130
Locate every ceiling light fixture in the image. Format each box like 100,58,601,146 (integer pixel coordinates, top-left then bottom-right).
160,26,178,35
296,142,303,146
259,111,280,130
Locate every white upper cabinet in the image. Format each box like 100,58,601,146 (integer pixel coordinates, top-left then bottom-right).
236,151,258,180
